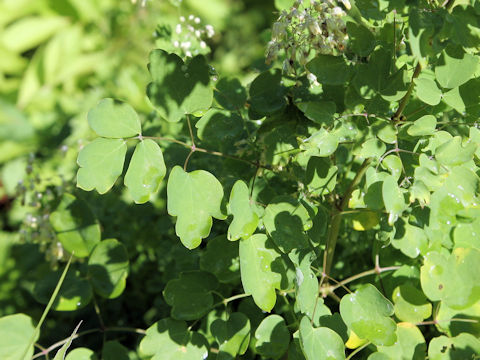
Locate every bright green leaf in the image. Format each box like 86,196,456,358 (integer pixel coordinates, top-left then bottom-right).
407,115,437,136
392,284,432,323
124,139,166,203
415,78,442,106
64,347,97,360
296,101,336,125
239,234,285,312
382,175,406,225
420,248,480,309
340,284,397,346
0,314,37,360
167,166,226,249
227,180,259,241
435,48,479,89
305,157,337,195
87,98,141,138
299,316,345,360
76,138,127,194
139,318,209,360
375,323,426,360
435,136,476,166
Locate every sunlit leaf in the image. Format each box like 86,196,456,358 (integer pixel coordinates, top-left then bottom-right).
227,180,259,241
167,166,226,249
124,139,166,203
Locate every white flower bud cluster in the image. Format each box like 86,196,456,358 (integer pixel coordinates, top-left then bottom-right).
171,15,214,58
266,0,348,75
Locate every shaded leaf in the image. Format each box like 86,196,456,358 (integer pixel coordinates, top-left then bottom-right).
255,315,290,359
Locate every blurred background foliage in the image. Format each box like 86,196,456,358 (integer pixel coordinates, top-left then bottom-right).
0,0,277,353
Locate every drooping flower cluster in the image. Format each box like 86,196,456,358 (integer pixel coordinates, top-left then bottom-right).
159,15,214,58
266,0,349,75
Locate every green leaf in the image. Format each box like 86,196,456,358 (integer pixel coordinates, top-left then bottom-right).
300,129,339,157
167,166,226,249
211,312,250,360
102,341,130,360
88,239,129,299
147,49,213,122
306,55,352,85
34,269,92,311
124,139,166,203
392,222,428,258
392,284,432,323
415,78,442,106
214,77,247,110
347,22,375,57
163,271,218,320
428,333,480,360
356,138,386,159
139,318,209,360
263,196,312,253
435,136,476,166
195,109,244,148
76,138,127,194
255,315,290,359
227,180,259,241
200,235,240,283
249,69,287,115
305,157,338,195
0,314,37,360
435,48,479,89
299,317,345,360
239,234,285,312
291,250,320,323
340,284,397,346
49,193,101,258
296,101,336,125
420,248,480,309
407,115,437,136
374,323,426,360
64,348,97,360
87,98,141,138
382,175,406,225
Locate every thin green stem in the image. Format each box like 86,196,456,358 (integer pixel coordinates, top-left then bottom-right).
416,318,479,326
213,293,250,308
330,266,401,291
346,342,371,360
32,327,146,359
322,158,372,276
22,254,74,360
393,62,422,120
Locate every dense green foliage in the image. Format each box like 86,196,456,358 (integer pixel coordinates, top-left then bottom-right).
2,0,480,359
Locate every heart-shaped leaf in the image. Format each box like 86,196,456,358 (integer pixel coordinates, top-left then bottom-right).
299,316,345,360
76,138,127,194
340,284,397,346
87,98,141,138
167,166,226,249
